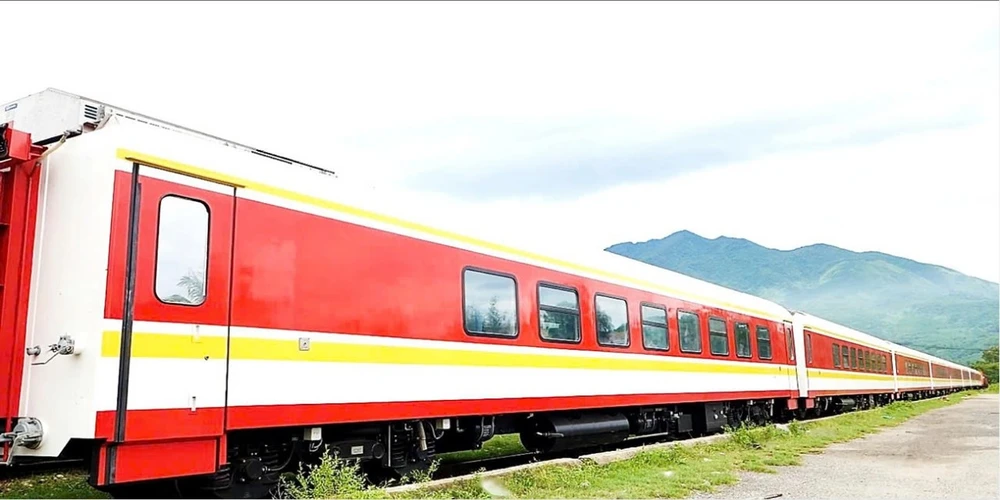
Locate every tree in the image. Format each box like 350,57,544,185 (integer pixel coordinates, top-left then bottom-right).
177,269,206,304
971,344,999,386
483,297,511,334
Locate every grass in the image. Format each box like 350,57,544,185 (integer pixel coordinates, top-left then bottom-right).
388,388,994,499
1,388,992,499
437,435,526,464
0,469,108,499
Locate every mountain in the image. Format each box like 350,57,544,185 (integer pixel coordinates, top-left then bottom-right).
605,231,999,364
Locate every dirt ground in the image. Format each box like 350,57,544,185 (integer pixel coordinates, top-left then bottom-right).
691,394,1000,500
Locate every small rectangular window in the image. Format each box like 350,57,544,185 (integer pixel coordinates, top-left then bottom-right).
463,268,518,337
641,304,669,351
841,346,849,368
806,333,813,364
708,317,729,356
883,355,888,373
538,284,580,342
864,351,870,372
786,328,795,362
595,295,629,347
155,195,210,306
833,343,841,367
850,347,857,369
678,311,702,353
756,326,772,360
735,323,751,358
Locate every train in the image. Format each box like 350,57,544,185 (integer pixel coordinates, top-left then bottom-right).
0,89,986,498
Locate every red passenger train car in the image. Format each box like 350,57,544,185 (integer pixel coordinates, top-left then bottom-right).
0,89,985,498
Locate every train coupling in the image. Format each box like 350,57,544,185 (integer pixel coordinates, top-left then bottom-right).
0,417,43,465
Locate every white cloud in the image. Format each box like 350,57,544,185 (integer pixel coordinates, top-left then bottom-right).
1,1,997,281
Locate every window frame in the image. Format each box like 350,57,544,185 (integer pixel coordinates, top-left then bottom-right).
833,343,841,368
677,310,703,354
841,345,849,369
734,322,752,359
850,347,857,369
755,325,772,360
594,293,631,348
640,302,670,351
536,282,582,344
153,194,211,308
708,316,729,356
460,266,520,339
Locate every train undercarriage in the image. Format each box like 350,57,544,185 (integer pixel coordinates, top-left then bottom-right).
85,386,968,499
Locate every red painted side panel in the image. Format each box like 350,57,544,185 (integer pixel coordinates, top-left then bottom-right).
0,150,42,454
104,170,234,327
226,196,794,363
107,438,218,484
806,329,892,375
95,408,224,442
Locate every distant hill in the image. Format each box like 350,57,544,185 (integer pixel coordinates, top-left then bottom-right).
605,231,999,364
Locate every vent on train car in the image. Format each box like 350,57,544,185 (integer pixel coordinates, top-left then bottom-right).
83,104,101,121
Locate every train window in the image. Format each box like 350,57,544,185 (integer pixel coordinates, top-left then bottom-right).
155,195,209,306
538,284,580,343
462,268,518,337
850,348,857,369
735,323,751,358
709,317,729,356
595,294,629,347
883,355,888,373
864,351,870,371
641,304,669,351
756,326,772,360
833,343,841,367
806,333,813,364
786,329,795,362
678,310,702,353
841,346,849,368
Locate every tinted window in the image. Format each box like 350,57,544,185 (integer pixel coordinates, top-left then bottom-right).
787,329,795,362
709,317,729,356
833,343,841,367
678,311,702,353
155,196,209,306
641,304,668,350
850,347,857,369
538,284,580,342
735,323,751,358
756,326,772,360
842,346,849,368
463,269,517,337
595,295,629,347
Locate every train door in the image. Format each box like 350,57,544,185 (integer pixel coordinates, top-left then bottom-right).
782,321,799,396
789,315,808,397
101,161,235,486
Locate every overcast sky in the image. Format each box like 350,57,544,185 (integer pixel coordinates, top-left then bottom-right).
3,1,998,282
